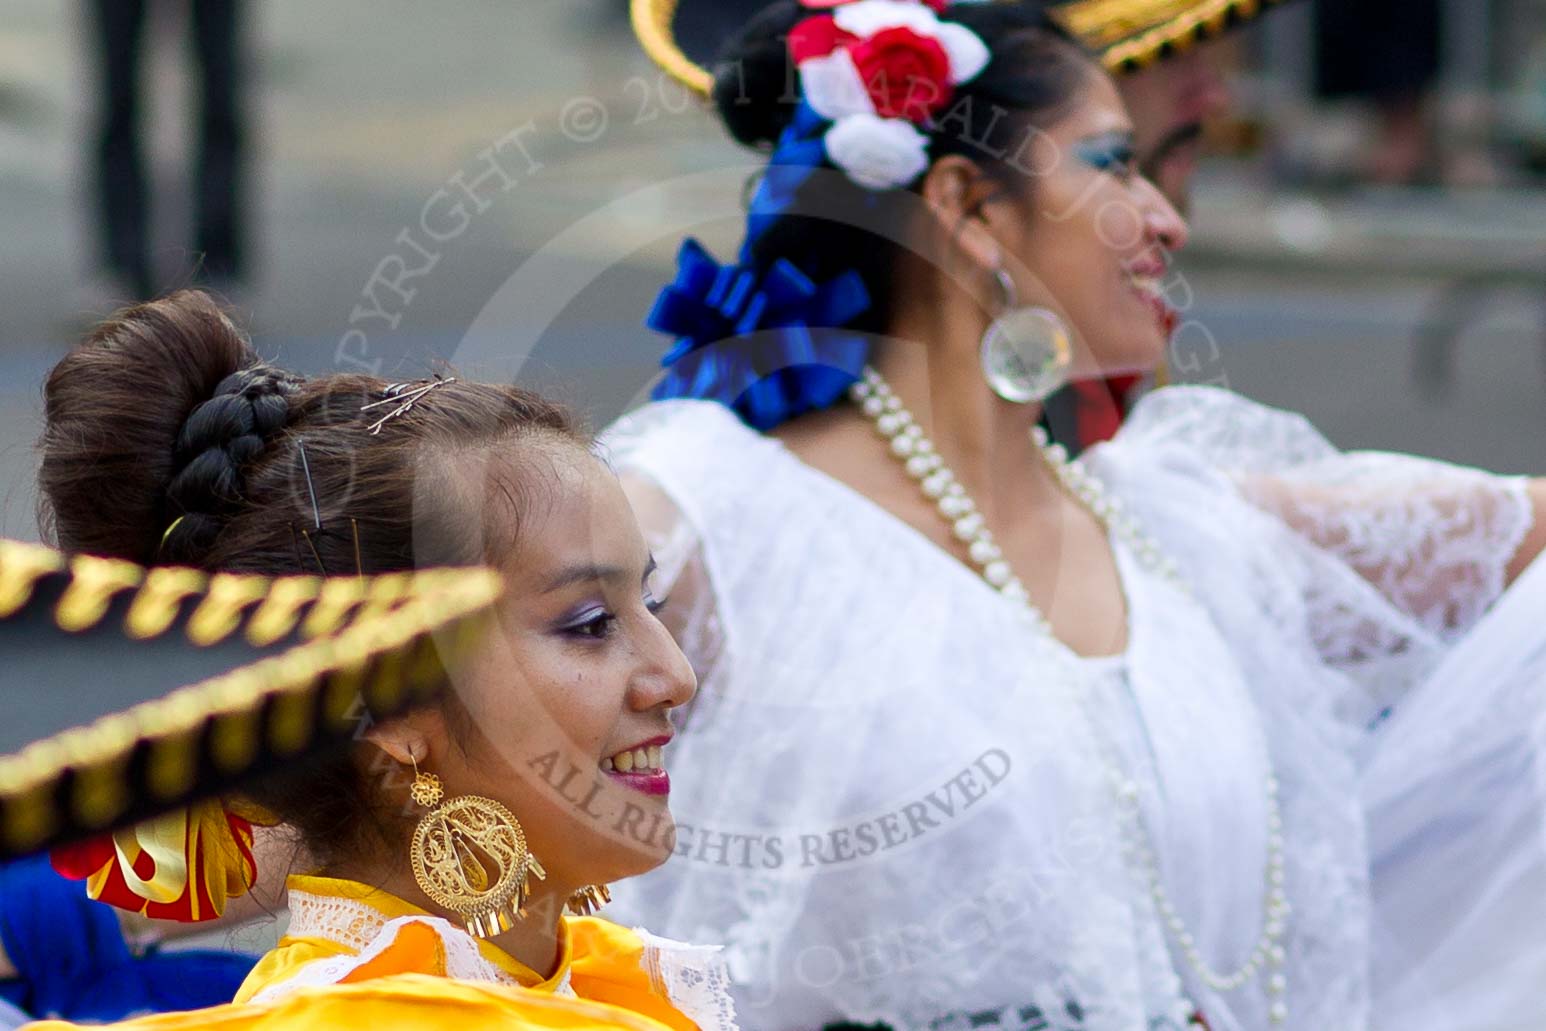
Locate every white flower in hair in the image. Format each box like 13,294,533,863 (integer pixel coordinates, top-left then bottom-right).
824,113,931,190
833,0,940,36
787,0,991,192
933,20,990,83
801,49,877,121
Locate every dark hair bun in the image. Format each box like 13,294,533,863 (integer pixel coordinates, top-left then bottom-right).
38,290,287,564
712,0,804,148
163,365,299,563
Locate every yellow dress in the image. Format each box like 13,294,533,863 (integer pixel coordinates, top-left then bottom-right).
28,875,735,1031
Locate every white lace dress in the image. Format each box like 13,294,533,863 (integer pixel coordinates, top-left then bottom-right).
598,385,1536,1031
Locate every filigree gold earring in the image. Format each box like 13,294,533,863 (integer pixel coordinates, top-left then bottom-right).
407,758,546,938
565,884,611,916
979,268,1072,404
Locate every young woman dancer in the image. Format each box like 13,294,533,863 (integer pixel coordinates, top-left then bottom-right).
33,290,736,1030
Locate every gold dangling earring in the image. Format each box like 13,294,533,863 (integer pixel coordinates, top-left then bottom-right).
407,756,546,939
565,883,611,916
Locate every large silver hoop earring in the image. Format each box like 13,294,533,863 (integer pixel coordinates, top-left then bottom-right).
979,268,1072,404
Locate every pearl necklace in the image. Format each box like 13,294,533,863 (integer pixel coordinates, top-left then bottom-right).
849,367,1291,1025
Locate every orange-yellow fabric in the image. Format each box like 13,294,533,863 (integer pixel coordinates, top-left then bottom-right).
26,973,688,1031
337,920,448,984
234,874,571,1001
222,875,701,1031
568,917,698,1031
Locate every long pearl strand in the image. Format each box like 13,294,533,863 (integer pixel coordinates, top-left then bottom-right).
848,367,1291,1025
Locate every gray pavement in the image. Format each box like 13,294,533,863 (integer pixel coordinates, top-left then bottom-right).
0,0,1542,547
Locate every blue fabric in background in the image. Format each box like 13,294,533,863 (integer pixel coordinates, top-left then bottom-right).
0,854,257,1021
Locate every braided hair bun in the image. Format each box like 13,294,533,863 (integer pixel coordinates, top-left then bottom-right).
39,290,298,565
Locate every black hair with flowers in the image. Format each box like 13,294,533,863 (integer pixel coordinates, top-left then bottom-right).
647,0,1096,431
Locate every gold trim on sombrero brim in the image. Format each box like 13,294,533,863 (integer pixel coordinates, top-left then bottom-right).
1055,0,1280,72
0,540,504,858
630,0,1283,97
632,0,714,99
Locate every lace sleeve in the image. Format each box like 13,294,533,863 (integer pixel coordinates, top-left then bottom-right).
1121,386,1536,641
1238,458,1534,639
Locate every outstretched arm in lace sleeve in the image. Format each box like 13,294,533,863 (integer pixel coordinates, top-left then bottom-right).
1508,479,1546,582
1239,461,1544,640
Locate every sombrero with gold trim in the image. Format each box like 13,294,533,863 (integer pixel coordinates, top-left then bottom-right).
1056,0,1284,72
632,0,1285,95
0,538,502,863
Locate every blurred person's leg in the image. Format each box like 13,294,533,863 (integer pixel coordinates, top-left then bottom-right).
1370,91,1432,186
1314,0,1440,185
190,0,246,286
87,0,153,300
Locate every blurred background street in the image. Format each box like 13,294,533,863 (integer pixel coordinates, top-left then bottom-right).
1,0,1544,544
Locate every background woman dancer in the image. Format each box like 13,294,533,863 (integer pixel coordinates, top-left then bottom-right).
603,2,1546,1028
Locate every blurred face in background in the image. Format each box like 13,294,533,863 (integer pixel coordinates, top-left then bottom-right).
1116,47,1231,212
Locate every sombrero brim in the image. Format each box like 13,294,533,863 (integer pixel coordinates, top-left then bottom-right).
1054,0,1285,72
0,539,503,859
631,0,1285,97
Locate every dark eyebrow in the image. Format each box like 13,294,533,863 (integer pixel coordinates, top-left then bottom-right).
541,563,628,594
541,555,659,595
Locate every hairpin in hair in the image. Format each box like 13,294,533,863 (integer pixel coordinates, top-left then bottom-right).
361,376,456,435
350,517,364,580
295,525,327,575
288,437,327,575
296,439,322,532
157,515,187,558
287,441,367,578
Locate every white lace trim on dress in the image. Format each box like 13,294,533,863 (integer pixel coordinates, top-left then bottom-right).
635,927,740,1031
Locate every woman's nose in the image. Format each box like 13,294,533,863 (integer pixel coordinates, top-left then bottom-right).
1140,176,1189,253
629,619,698,712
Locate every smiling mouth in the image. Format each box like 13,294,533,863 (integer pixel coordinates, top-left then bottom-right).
1125,268,1178,338
601,741,671,796
602,744,662,774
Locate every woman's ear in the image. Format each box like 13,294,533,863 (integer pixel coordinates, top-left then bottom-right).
363,711,441,770
919,155,1003,275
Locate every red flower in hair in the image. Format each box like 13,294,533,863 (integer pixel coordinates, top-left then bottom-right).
788,14,855,64
799,0,949,10
848,25,954,122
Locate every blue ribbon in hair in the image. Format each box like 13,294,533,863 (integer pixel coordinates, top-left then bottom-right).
648,102,875,431
741,101,829,260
